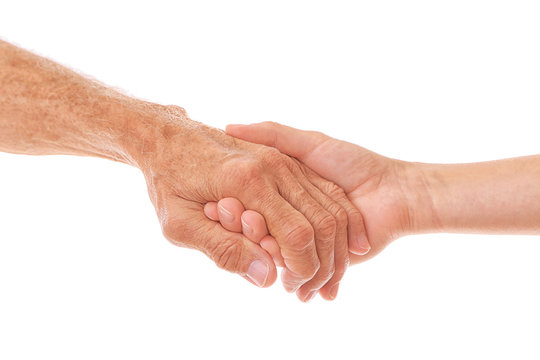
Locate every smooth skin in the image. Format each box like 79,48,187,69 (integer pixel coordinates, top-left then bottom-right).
205,122,540,300
0,40,370,301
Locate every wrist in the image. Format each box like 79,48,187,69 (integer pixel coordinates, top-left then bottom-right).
108,99,191,170
397,161,443,235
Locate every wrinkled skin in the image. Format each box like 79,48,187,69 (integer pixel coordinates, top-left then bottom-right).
0,39,366,302
137,109,368,301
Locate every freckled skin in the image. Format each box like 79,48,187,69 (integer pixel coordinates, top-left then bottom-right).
0,40,369,302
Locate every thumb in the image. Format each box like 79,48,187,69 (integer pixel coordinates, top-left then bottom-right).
226,121,327,162
164,200,277,288
205,223,277,288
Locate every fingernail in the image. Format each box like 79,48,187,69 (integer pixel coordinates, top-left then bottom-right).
351,233,371,255
304,290,317,302
329,283,340,300
218,204,234,223
241,216,253,235
246,260,269,287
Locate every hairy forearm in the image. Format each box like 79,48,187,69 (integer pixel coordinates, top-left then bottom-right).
411,156,540,235
0,39,178,167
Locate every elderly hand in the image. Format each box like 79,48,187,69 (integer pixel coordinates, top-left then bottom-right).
132,108,367,301
0,40,366,301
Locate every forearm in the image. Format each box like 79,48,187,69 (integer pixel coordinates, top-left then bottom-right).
0,39,174,167
411,156,540,235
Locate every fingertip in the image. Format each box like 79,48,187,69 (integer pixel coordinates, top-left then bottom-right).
319,282,340,301
204,202,219,221
217,197,245,232
297,289,318,303
244,257,277,288
218,197,245,214
346,208,371,255
241,210,269,242
349,232,371,256
241,234,278,288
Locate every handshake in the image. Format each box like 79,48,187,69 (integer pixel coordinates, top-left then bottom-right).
2,40,538,303
140,113,539,302
144,117,408,302
137,114,502,301
197,121,419,301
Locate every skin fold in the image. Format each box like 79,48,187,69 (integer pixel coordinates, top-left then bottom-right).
205,122,540,300
0,40,371,302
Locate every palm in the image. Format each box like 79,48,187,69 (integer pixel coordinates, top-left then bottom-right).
304,138,411,265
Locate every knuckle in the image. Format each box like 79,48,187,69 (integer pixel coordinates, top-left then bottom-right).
229,159,262,178
315,213,337,240
285,223,315,250
261,149,289,171
325,182,346,199
207,237,243,272
223,158,266,190
334,206,348,226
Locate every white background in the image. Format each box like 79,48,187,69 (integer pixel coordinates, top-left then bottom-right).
1,1,539,359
